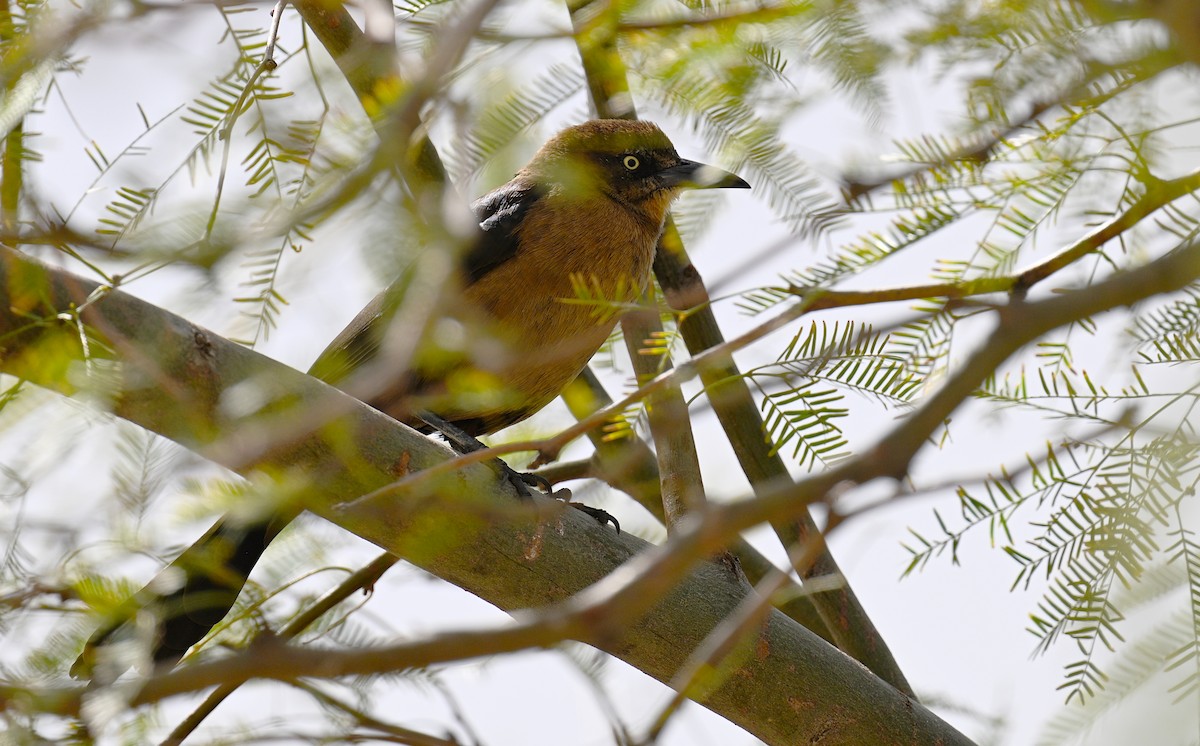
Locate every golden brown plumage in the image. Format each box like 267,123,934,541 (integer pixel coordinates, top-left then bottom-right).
73,120,748,674
348,120,746,433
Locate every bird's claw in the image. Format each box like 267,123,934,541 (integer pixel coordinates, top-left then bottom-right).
419,411,619,531
514,470,554,494
566,502,620,533
505,465,558,499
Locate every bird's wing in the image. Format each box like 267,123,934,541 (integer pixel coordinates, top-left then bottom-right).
463,179,543,284
306,286,396,386
307,180,544,387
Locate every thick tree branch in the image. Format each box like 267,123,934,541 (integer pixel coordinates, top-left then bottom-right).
0,248,972,744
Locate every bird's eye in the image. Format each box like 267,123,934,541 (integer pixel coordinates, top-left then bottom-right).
622,155,640,171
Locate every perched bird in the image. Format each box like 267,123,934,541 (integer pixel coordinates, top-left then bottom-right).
73,119,749,675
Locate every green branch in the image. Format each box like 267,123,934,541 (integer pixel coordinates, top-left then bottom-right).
566,0,913,695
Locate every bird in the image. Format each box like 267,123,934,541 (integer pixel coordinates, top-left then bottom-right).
72,119,749,677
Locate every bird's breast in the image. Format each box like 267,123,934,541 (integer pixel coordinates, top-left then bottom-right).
453,194,662,416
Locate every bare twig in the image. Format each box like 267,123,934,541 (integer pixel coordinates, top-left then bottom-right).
292,680,462,746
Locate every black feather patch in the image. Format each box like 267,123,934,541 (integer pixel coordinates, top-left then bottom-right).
307,180,544,396
464,180,543,284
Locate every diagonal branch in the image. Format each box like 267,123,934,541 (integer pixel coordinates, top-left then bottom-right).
559,370,836,643
565,0,913,694
0,248,974,745
775,167,1200,310
162,553,398,745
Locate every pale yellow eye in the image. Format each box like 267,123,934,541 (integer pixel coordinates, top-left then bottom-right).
622,155,640,171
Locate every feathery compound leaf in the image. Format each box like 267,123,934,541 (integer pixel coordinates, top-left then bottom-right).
1131,284,1200,363
94,186,156,244
445,63,585,181
1037,607,1195,745
904,441,1066,577
920,429,1200,706
795,204,961,288
181,78,246,136
756,378,849,469
230,115,328,347
802,0,888,123
111,426,176,522
643,69,839,237
747,320,923,469
885,303,956,382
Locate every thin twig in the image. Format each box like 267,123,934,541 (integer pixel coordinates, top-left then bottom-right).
162,553,398,745
292,680,462,746
204,4,287,239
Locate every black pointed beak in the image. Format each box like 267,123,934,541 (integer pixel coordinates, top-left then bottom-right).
659,159,750,190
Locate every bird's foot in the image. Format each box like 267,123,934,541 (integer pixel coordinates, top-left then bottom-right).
418,411,566,500
417,411,618,532
486,457,621,532
501,459,566,500
507,464,618,531
568,502,621,533
510,468,553,496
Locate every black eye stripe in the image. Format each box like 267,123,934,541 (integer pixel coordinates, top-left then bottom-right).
598,150,676,176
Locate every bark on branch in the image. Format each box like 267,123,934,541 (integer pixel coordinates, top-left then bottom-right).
0,247,972,745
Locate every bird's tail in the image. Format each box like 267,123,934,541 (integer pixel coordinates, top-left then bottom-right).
71,512,293,679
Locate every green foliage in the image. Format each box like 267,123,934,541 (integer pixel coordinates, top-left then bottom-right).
623,0,845,236
95,186,156,244
110,427,176,524
748,320,923,469
230,115,327,346
906,394,1200,702
1132,284,1200,363
443,62,586,182
738,205,964,315
648,71,838,236
794,1,1200,738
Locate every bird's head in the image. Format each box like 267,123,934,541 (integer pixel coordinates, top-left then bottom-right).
522,119,749,224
